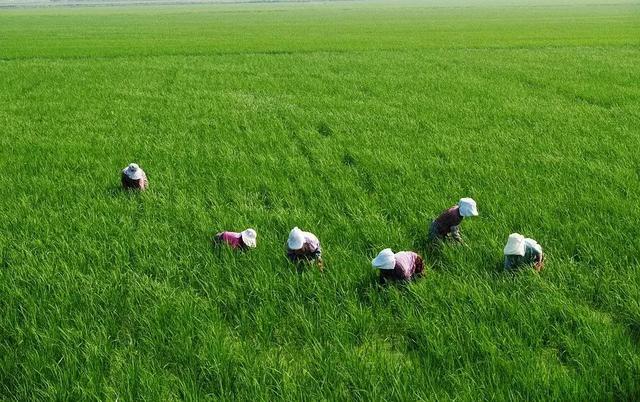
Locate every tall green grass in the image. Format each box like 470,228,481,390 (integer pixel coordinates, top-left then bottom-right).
1,1,639,399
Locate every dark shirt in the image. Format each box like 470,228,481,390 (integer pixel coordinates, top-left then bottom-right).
121,172,148,190
504,244,543,271
286,234,322,262
433,206,463,236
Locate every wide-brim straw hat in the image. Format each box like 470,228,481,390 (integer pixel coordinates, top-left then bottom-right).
241,229,257,248
372,248,396,270
123,163,143,180
458,197,479,217
287,227,305,250
504,233,526,256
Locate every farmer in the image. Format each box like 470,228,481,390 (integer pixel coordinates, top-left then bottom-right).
429,197,479,242
503,233,544,272
371,248,424,283
214,228,257,250
286,227,323,270
121,163,148,190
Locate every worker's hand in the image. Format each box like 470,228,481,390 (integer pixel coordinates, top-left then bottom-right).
534,261,544,272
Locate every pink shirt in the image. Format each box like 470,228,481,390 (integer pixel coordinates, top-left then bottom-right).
286,232,322,261
216,231,244,249
394,251,422,279
302,232,320,252
379,251,424,282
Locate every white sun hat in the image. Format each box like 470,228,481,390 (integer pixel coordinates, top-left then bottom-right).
458,197,479,217
504,233,526,256
287,227,305,250
123,163,143,180
372,248,396,270
524,238,542,254
241,228,257,248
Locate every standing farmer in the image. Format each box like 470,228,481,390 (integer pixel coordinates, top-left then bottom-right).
371,248,425,283
121,163,148,190
429,197,479,243
286,227,323,270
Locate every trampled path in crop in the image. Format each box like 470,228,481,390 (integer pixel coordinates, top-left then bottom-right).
0,1,639,399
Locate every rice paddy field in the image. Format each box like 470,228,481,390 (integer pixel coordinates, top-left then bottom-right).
1,0,640,399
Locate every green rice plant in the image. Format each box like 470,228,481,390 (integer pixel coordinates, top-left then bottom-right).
0,0,639,399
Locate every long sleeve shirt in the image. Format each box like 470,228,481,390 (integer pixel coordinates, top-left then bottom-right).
215,231,245,249
121,171,148,190
432,206,463,236
379,251,424,282
504,244,543,271
287,232,322,262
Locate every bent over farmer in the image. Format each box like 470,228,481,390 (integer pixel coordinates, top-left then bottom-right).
286,227,323,270
503,233,544,272
371,248,424,284
215,228,257,250
429,197,478,243
121,163,148,190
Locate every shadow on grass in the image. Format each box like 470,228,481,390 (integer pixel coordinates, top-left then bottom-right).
0,247,9,270
286,259,323,274
105,184,151,198
210,237,256,256
412,223,472,269
106,185,141,198
488,260,536,280
411,226,451,271
411,227,432,255
624,319,640,347
353,271,423,308
354,274,385,306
